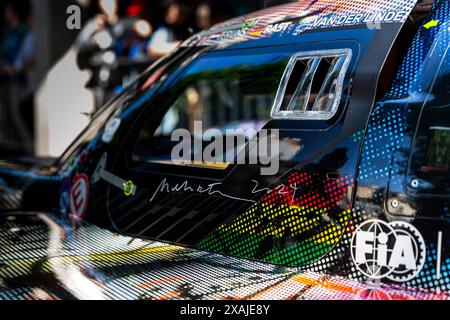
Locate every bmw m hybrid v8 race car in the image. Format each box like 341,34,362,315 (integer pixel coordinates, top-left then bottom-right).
0,0,449,300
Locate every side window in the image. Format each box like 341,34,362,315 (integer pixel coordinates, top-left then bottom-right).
408,44,450,198
271,49,352,120
132,52,289,169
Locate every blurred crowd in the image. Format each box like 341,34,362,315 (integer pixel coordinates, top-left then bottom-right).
0,0,34,154
0,0,274,157
75,0,225,107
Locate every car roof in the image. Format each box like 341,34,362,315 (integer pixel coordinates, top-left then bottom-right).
182,0,418,48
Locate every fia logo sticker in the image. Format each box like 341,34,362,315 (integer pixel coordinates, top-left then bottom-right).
350,220,426,282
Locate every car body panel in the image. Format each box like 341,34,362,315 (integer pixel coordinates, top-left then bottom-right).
0,212,447,300
2,0,450,300
92,1,413,271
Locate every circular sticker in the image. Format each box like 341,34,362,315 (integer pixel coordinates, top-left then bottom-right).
69,173,90,222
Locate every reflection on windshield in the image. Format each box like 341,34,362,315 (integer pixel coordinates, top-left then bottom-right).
132,52,290,168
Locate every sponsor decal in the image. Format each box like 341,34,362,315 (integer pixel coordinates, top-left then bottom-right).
123,180,136,197
60,173,72,214
92,153,137,196
424,19,440,29
263,22,292,35
241,18,257,31
220,29,247,41
79,148,89,166
69,173,90,222
249,29,264,36
351,219,426,282
102,118,122,144
294,10,408,34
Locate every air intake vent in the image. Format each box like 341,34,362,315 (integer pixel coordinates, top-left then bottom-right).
271,49,352,120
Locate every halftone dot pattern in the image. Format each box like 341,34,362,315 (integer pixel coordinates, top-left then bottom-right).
1,213,447,300
352,129,366,143
352,0,450,292
409,240,450,292
358,106,405,182
385,0,450,100
358,0,450,184
302,207,360,274
198,172,354,267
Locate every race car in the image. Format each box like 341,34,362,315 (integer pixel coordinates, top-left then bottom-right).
0,0,449,300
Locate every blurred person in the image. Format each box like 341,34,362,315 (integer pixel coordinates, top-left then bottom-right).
0,0,33,154
114,1,153,61
147,1,192,59
98,0,119,24
0,2,28,80
35,0,100,157
76,0,121,106
195,2,212,30
14,12,35,154
34,0,153,157
13,16,35,94
78,0,153,105
0,3,5,38
35,0,120,157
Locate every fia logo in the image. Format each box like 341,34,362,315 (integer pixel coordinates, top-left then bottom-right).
350,220,426,282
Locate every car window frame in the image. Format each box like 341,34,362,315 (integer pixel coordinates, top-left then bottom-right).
121,46,296,179
119,43,358,179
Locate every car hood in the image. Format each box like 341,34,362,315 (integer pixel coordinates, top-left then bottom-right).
0,212,446,300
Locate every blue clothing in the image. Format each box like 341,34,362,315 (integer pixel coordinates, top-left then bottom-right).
14,32,34,69
14,32,35,92
0,25,28,84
